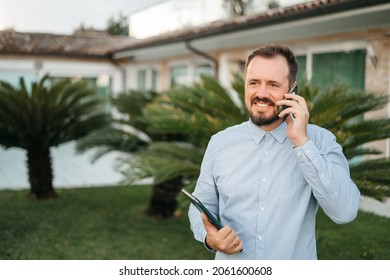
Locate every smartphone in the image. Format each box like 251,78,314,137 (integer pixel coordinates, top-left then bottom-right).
181,189,223,230
279,81,298,117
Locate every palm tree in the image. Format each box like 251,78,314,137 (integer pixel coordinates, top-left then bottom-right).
128,75,390,218
76,89,189,218
0,75,110,199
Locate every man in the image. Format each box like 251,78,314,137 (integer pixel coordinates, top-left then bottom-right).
188,44,360,260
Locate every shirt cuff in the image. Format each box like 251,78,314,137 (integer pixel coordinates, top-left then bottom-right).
294,139,318,161
204,237,217,253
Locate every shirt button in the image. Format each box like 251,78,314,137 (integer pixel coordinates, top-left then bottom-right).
305,149,310,154
260,207,265,212
258,236,263,241
264,150,268,155
297,151,302,156
262,178,266,182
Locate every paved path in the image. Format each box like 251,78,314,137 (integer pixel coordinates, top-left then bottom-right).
360,196,390,218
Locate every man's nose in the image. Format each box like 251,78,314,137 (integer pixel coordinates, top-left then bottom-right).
255,84,270,98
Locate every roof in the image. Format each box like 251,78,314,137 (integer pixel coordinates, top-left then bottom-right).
0,0,388,59
0,29,135,58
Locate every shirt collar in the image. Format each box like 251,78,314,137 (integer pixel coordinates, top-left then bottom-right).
247,119,288,144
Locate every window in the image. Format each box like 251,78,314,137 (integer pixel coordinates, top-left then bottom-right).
294,44,366,90
170,62,214,87
0,72,37,88
151,69,158,91
96,74,111,113
312,50,365,89
295,56,307,83
137,69,147,91
136,67,159,91
170,65,189,86
0,72,112,113
194,64,214,82
51,75,111,113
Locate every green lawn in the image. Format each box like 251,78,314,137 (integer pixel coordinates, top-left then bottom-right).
0,185,388,260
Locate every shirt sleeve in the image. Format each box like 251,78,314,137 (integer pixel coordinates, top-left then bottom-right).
294,134,360,224
188,136,220,251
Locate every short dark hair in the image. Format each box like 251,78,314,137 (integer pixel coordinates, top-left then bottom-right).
245,44,298,84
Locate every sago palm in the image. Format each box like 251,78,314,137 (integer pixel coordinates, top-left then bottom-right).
76,89,189,217
0,75,110,199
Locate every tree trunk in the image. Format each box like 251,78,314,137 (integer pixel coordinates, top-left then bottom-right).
145,178,182,218
27,147,57,199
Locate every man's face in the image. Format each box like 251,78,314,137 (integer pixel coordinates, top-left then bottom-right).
244,55,290,131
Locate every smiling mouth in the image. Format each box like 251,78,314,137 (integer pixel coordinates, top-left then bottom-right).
254,102,271,108
251,97,275,108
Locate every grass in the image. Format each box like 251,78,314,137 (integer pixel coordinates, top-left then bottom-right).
316,207,390,260
0,185,389,260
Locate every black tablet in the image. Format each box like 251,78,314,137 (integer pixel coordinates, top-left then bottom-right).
181,189,222,230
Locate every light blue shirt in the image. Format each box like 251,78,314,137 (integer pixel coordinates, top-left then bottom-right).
188,120,360,260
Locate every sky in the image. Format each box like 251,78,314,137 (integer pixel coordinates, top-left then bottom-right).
0,0,164,34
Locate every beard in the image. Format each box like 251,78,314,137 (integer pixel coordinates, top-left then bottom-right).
249,97,281,127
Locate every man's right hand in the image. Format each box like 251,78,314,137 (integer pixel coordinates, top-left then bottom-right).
200,212,243,254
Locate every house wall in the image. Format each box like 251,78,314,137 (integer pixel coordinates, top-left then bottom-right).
364,28,390,157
